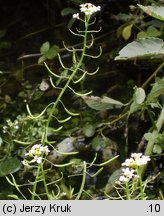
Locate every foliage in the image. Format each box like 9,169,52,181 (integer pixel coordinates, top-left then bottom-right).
38,41,60,63
114,2,164,191
138,4,164,21
115,37,164,60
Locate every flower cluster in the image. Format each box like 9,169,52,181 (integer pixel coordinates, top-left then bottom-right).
122,153,151,168
119,168,136,183
3,119,19,133
23,144,50,166
80,3,101,15
118,153,150,183
73,3,101,19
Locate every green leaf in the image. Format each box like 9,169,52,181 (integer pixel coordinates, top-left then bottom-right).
38,55,46,64
67,18,76,29
8,195,20,200
130,87,146,113
102,96,124,108
40,41,50,54
137,31,148,39
129,101,141,114
147,78,164,102
134,87,146,104
117,23,128,38
91,137,107,151
105,169,123,193
61,8,78,16
32,91,44,101
137,26,161,39
138,4,164,21
122,24,133,40
153,145,162,154
144,131,158,142
0,157,21,177
82,96,124,111
46,45,60,59
147,26,161,37
156,133,164,146
115,37,164,60
82,123,95,138
39,43,59,62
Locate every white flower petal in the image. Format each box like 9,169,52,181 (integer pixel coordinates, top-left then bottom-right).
122,153,151,168
73,13,79,19
79,3,101,16
119,176,129,182
36,157,43,164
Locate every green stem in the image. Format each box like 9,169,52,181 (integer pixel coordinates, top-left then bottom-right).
125,181,131,200
60,182,72,199
141,108,164,176
42,18,90,146
145,108,164,156
97,112,128,133
139,176,145,200
32,165,41,200
40,163,50,199
146,107,156,129
76,161,87,200
33,16,90,198
32,162,50,200
137,167,145,200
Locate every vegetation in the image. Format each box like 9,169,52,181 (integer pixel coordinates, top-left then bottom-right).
0,0,163,200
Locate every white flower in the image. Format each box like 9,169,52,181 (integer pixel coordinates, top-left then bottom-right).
23,144,50,165
14,125,19,130
122,158,134,167
80,3,101,16
118,168,138,184
31,156,43,164
122,153,151,168
131,153,150,166
131,153,143,159
119,175,129,183
122,168,135,179
40,145,50,155
25,144,50,157
3,126,7,133
25,144,41,157
135,156,151,166
118,168,138,183
73,13,79,19
14,120,19,125
32,144,42,149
